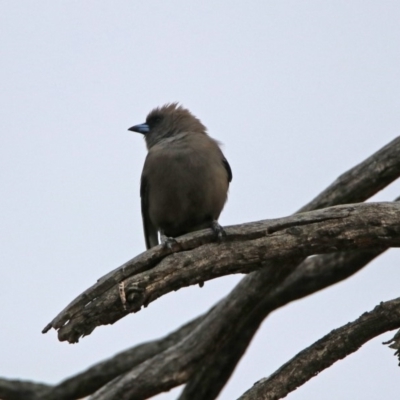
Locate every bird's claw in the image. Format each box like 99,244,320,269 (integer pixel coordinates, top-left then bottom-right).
211,220,226,242
161,234,178,250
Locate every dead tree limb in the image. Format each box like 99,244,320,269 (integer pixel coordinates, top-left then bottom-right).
0,378,50,400
43,136,400,340
47,202,400,344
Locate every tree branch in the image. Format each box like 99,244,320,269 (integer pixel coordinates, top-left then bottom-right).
30,136,400,399
238,296,400,400
43,136,400,342
88,255,306,400
51,202,400,344
0,378,50,400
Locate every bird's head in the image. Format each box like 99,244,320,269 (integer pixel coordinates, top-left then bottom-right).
128,103,207,149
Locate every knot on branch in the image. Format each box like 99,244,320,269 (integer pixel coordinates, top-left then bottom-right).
119,281,148,311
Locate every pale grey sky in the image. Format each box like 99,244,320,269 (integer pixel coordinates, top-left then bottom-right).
1,2,400,399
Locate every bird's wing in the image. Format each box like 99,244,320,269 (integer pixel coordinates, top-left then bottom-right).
140,175,159,249
222,156,233,183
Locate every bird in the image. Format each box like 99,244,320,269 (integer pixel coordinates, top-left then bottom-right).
128,103,232,250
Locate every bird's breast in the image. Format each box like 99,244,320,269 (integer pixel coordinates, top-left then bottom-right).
143,138,228,236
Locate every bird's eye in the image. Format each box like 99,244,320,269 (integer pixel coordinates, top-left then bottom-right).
147,115,163,127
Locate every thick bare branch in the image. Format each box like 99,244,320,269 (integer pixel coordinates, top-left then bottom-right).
178,312,262,400
88,256,305,400
50,202,400,343
87,199,399,399
0,378,50,400
43,136,400,340
238,296,400,400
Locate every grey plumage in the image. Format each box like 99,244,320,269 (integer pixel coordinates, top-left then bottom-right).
129,103,232,249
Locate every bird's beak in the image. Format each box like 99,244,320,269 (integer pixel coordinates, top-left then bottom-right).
128,123,150,134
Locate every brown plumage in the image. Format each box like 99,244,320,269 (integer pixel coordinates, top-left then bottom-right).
129,103,232,249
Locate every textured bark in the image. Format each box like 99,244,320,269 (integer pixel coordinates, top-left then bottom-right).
48,202,400,344
0,379,50,400
88,256,306,400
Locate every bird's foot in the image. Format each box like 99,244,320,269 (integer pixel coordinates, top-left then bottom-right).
160,234,178,250
211,220,226,242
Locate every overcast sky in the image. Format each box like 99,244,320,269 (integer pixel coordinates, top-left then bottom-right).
1,2,400,399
